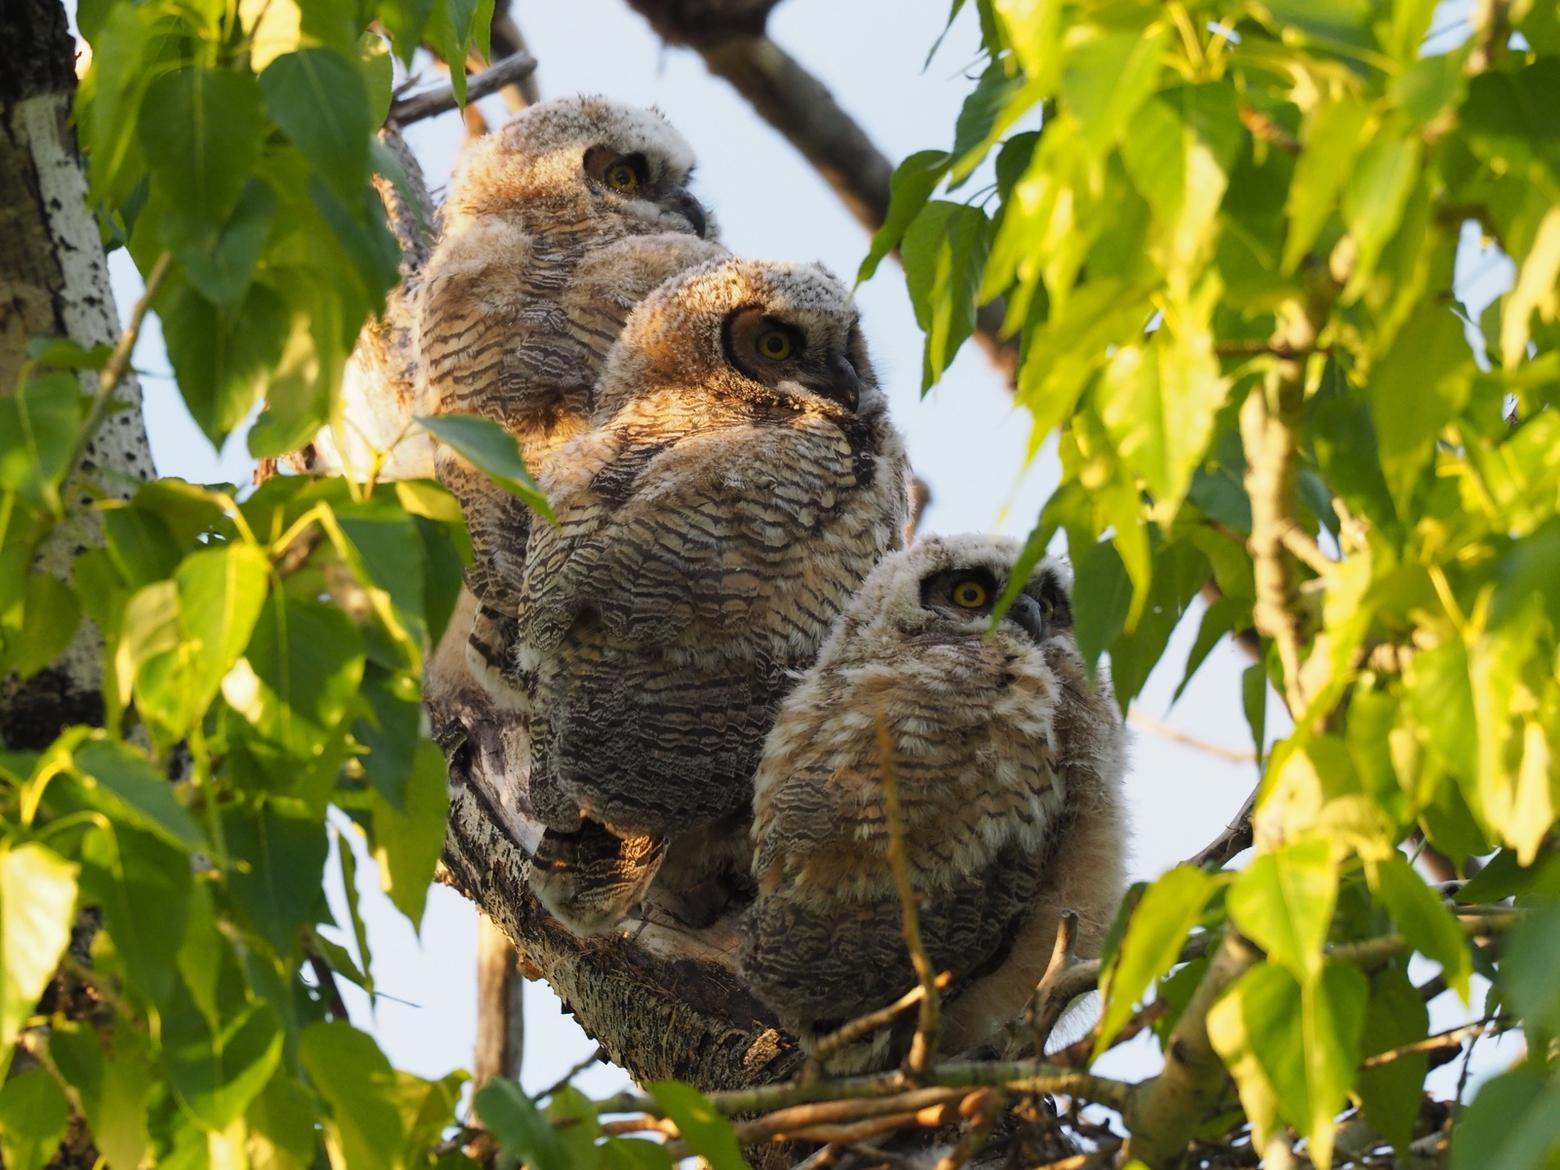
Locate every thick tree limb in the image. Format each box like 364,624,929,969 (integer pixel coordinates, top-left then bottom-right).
473,916,526,1090
388,51,540,125
1,0,154,746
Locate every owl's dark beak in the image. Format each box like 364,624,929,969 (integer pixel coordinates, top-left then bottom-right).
824,352,861,411
1006,593,1048,645
665,189,709,239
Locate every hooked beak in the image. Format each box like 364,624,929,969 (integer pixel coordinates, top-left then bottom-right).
1006,593,1048,645
825,352,861,411
664,189,709,239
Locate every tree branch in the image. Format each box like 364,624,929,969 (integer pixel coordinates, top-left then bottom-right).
1121,927,1261,1166
388,51,540,125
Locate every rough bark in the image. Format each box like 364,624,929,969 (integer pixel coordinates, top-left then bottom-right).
0,0,154,747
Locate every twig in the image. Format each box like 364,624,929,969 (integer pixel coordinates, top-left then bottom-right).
1129,711,1258,765
303,945,352,1021
595,1059,1132,1121
66,250,172,480
1239,309,1315,717
1029,1146,1121,1170
734,1088,968,1144
875,712,941,1077
933,1088,1005,1170
388,51,539,124
810,973,953,1075
532,1045,605,1103
1025,911,1079,1052
1278,526,1335,577
1467,0,1509,73
1361,1018,1507,1069
1185,789,1257,870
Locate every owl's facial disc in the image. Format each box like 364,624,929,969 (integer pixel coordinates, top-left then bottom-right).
582,146,709,238
722,306,861,411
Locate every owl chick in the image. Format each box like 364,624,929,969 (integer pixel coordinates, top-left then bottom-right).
740,535,1128,1068
517,257,910,934
416,96,724,697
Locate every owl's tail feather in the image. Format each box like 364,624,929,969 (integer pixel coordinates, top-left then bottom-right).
527,819,668,936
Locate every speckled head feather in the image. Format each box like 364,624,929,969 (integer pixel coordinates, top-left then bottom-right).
592,257,881,422
741,534,1128,1069
443,95,711,237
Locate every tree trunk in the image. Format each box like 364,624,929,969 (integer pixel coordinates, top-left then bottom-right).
0,0,154,748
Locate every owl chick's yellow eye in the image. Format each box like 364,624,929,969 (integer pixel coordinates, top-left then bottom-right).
756,328,794,360
951,579,989,609
605,162,639,193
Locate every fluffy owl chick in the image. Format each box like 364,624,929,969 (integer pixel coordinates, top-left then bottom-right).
740,535,1128,1069
518,257,910,934
416,96,725,698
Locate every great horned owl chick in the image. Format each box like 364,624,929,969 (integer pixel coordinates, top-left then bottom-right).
517,257,910,934
416,96,724,696
740,535,1128,1069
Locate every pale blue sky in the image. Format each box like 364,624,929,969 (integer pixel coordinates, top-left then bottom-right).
99,0,1510,1107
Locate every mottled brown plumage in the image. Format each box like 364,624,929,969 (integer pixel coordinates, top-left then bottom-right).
416,96,724,697
740,536,1128,1069
519,257,910,934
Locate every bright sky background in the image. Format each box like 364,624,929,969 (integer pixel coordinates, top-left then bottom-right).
98,0,1513,1112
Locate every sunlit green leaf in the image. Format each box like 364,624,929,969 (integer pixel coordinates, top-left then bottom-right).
415,414,555,522
901,201,992,390
261,49,373,199
300,1022,406,1170
138,67,266,228
0,842,78,1079
857,150,949,284
77,822,191,1008
475,1078,567,1170
1227,839,1337,983
1451,1065,1560,1170
1369,853,1472,1002
1095,866,1216,1058
649,1081,746,1170
0,1067,70,1170
163,994,284,1131
368,739,448,928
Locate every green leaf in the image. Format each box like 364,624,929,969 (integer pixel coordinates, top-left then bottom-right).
474,1078,567,1170
160,280,292,445
176,540,272,718
1504,900,1560,1037
394,1068,468,1164
1369,301,1474,514
1451,1065,1560,1170
299,1022,406,1170
8,574,80,679
900,201,992,391
1241,662,1267,764
103,505,182,587
48,1018,152,1170
162,995,284,1131
424,0,494,105
1357,965,1429,1158
221,800,329,956
1368,854,1472,1002
248,1073,323,1170
648,1081,747,1170
1094,865,1217,1057
857,150,949,284
948,60,1030,184
335,830,375,1000
415,414,554,521
77,822,191,1008
0,842,78,1078
138,67,266,228
1207,959,1367,1170
179,178,277,307
0,1067,69,1170
1227,839,1337,983
547,1085,604,1170
72,737,204,850
1341,132,1422,295
1060,25,1169,160
1306,360,1398,536
0,372,81,513
260,49,373,199
368,739,449,928
1282,99,1370,273
224,594,365,760
1069,538,1131,669
602,1138,675,1170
